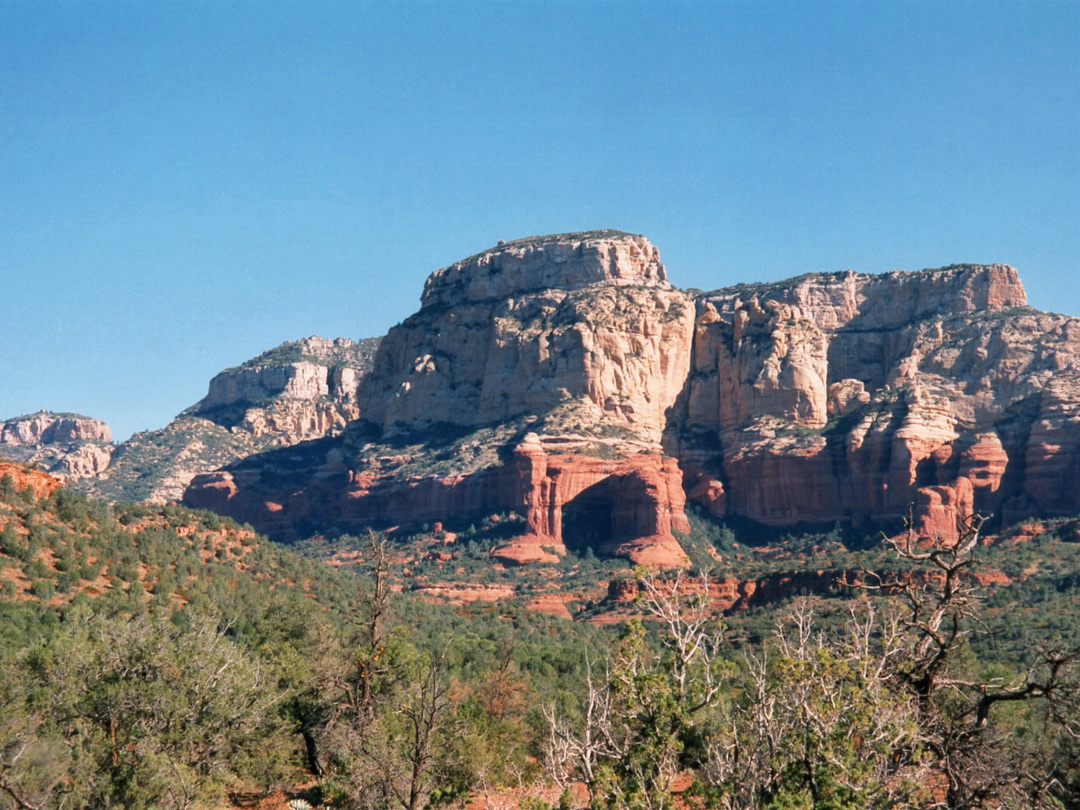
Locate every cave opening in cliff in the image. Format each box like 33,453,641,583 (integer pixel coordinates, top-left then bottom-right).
562,479,615,555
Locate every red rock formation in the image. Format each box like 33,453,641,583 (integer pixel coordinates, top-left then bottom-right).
912,478,975,543
525,593,576,619
0,459,63,501
677,262,1080,541
490,537,563,566
1019,377,1080,518
183,233,1080,558
0,412,114,482
188,435,692,568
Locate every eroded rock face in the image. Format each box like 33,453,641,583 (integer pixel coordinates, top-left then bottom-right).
674,262,1080,538
185,432,691,567
187,233,696,566
497,436,689,567
78,336,379,504
0,412,114,481
184,233,1080,560
0,459,64,500
360,233,694,446
1,413,111,446
420,231,667,309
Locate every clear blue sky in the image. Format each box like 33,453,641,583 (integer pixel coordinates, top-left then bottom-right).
2,1,1078,441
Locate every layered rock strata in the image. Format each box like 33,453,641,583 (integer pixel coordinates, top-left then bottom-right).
80,336,379,503
186,232,696,566
0,412,114,480
360,232,694,444
676,264,1074,540
184,232,1080,563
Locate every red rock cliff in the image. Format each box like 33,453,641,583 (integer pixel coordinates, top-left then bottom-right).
673,262,1077,540
185,236,1080,557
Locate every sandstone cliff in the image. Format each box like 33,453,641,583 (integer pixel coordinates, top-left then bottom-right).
188,233,695,566
79,336,379,503
673,264,1079,540
359,231,694,446
177,233,1080,565
0,412,114,480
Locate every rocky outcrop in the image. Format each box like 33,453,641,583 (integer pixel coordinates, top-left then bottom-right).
185,432,691,567
700,265,1026,334
183,232,1080,562
1,412,111,446
360,233,694,446
193,336,371,435
420,230,667,308
0,412,114,481
187,233,697,566
674,262,1080,538
55,444,115,478
411,583,516,604
0,459,64,501
78,336,379,503
494,435,689,567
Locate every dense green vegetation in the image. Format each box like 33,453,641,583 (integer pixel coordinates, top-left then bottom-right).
3,464,1080,809
0,468,609,809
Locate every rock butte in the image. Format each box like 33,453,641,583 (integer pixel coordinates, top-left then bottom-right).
0,412,114,481
177,230,1080,567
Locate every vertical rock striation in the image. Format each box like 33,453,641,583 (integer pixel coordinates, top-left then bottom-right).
0,412,114,480
183,235,1080,560
78,336,379,503
674,263,1077,540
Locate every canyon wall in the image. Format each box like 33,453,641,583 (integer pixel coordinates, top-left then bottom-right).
675,265,1080,541
186,233,696,567
359,232,695,445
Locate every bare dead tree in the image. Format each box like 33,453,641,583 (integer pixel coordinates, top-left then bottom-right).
857,509,1080,808
634,569,726,714
542,652,619,794
332,530,395,728
0,737,49,810
544,569,727,810
859,509,990,704
702,600,926,810
393,646,451,810
362,530,393,653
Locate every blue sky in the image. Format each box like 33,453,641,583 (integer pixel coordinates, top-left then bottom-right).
2,1,1078,441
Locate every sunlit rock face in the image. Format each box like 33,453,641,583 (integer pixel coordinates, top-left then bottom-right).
419,230,668,309
71,336,380,504
0,412,114,482
360,231,695,447
673,261,1080,539
184,232,1080,561
187,232,694,564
